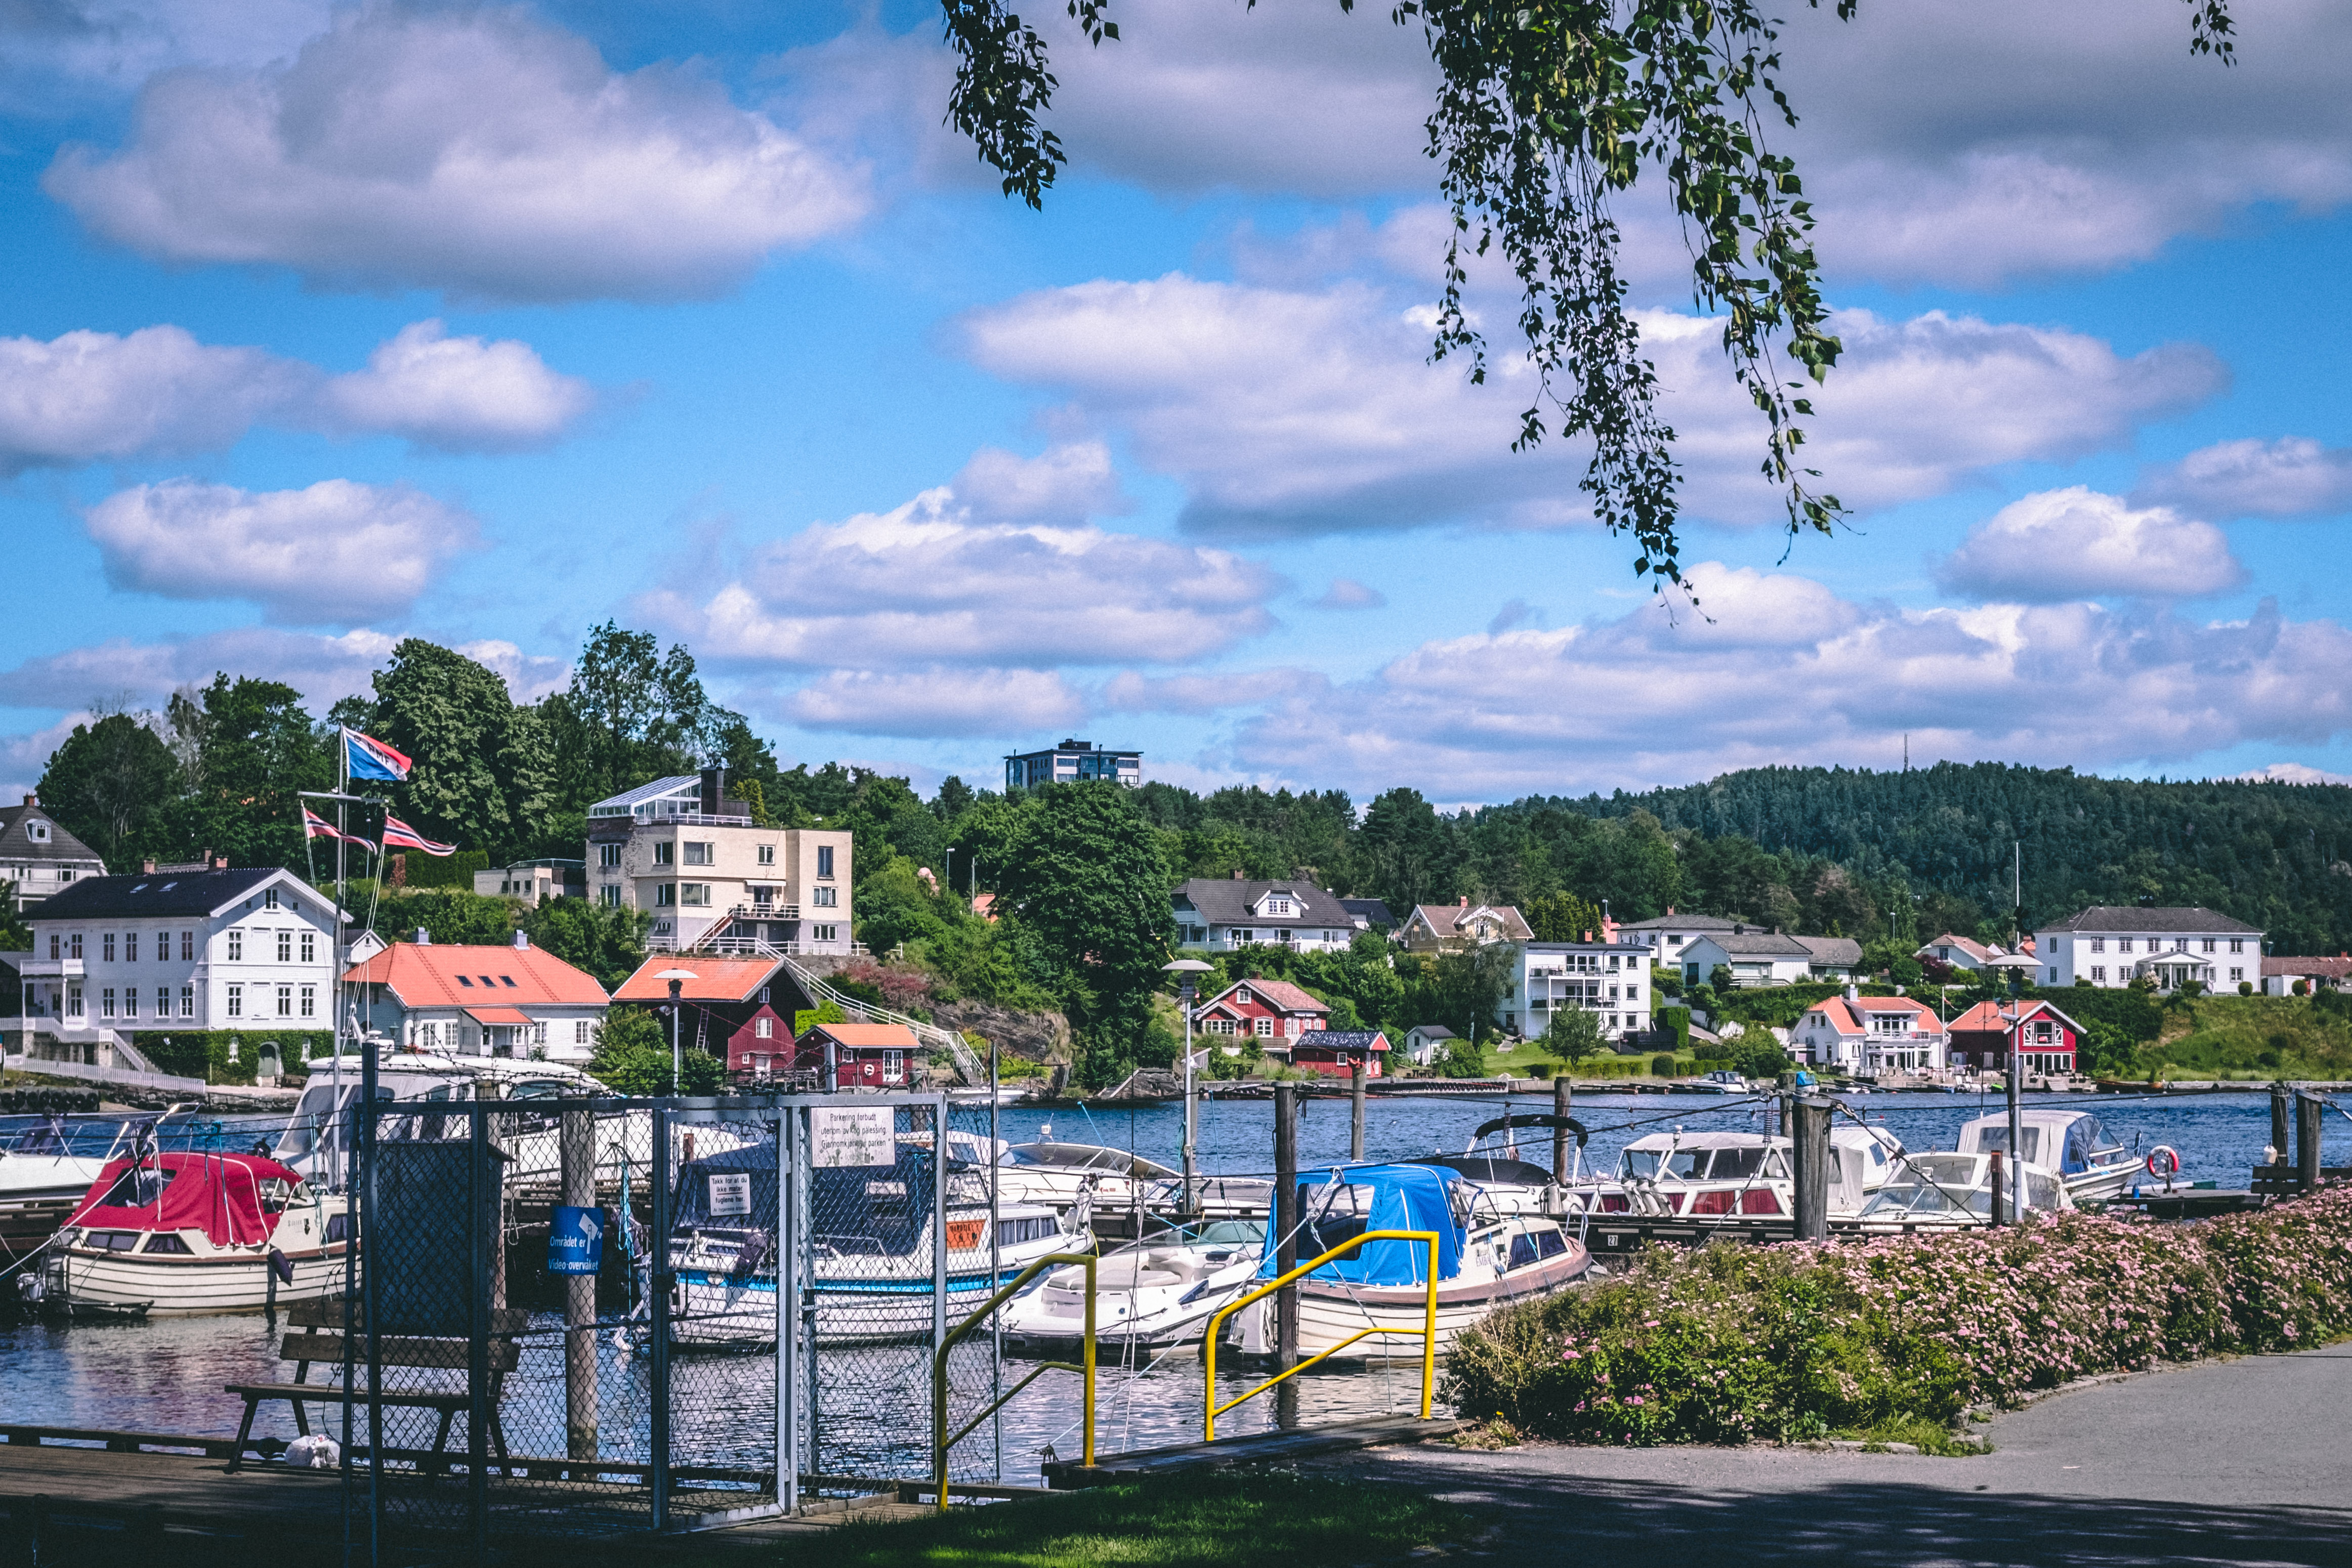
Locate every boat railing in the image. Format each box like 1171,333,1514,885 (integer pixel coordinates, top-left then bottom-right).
932,1250,1096,1508
1202,1230,1439,1443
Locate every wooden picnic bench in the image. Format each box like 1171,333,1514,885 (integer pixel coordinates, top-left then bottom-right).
226,1298,525,1473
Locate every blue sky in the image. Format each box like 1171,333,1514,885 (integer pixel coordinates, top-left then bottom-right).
3,0,2349,805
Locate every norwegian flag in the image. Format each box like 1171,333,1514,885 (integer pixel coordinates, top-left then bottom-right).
342,727,412,783
301,806,349,842
381,814,457,857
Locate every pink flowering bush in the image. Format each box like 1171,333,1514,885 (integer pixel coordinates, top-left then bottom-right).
1444,1188,2352,1445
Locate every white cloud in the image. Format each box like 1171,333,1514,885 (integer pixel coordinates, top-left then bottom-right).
2236,762,2352,787
0,627,397,712
316,320,592,452
0,325,304,473
0,713,93,804
1936,487,2244,602
1225,564,2352,799
782,667,1084,738
2133,436,2352,520
1098,668,1320,714
45,5,867,302
961,276,2222,538
84,478,479,623
950,441,1125,526
643,448,1279,669
1313,577,1386,610
0,319,593,469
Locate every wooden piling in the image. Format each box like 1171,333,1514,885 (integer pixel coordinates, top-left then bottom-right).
1349,1061,1366,1162
1790,1097,1831,1242
1552,1076,1573,1185
1989,1149,2007,1227
2297,1089,2324,1195
1273,1083,1299,1373
2271,1082,2292,1163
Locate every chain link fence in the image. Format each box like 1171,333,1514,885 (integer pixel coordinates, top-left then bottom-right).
347,1090,1035,1555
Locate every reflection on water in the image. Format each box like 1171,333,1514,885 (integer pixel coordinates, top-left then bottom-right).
2,1091,2329,1488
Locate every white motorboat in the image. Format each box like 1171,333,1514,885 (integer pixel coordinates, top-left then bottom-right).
43,1151,349,1316
663,1135,1088,1348
270,1051,615,1189
1137,1175,1274,1223
1231,1164,1590,1361
1854,1150,2073,1228
1956,1109,2141,1204
1581,1126,1904,1220
990,1137,1181,1215
1402,1113,1589,1217
0,1110,188,1258
1000,1217,1268,1355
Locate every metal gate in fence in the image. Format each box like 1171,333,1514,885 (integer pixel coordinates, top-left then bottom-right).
345,1091,1025,1556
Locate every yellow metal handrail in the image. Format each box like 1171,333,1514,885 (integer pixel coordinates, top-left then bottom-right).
1203,1229,1438,1443
931,1250,1096,1510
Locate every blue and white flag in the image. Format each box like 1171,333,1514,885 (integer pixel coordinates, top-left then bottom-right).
343,727,412,782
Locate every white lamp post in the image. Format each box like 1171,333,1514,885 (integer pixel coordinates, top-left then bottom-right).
655,968,698,1094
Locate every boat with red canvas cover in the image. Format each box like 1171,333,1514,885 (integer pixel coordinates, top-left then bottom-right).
49,1150,349,1316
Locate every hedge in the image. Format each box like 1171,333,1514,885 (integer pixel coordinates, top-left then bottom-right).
134,1030,337,1085
1446,1188,2352,1445
391,849,491,891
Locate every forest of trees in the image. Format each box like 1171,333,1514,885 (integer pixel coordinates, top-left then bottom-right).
25,623,2352,1081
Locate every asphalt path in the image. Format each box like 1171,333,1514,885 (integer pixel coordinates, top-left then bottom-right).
1308,1344,2352,1566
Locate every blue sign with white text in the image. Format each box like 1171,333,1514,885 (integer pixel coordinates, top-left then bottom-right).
549,1205,606,1276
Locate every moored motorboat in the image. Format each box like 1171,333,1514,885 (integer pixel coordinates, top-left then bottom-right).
989,1138,1181,1216
1402,1113,1588,1217
1853,1149,2072,1228
0,1110,189,1257
1579,1125,1904,1220
1232,1164,1590,1361
1956,1109,2140,1204
43,1151,349,1316
999,1217,1268,1355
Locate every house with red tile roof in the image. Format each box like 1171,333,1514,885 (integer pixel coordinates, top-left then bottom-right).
613,953,813,1075
787,1020,926,1089
1195,977,1329,1058
2261,955,2351,995
344,933,610,1064
1947,998,2083,1076
1790,992,1948,1076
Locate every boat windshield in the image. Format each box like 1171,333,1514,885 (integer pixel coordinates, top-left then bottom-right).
1972,1125,2045,1165
7,1124,68,1156
1861,1181,1990,1219
1621,1147,1705,1181
1706,1147,1768,1181
1188,1220,1267,1247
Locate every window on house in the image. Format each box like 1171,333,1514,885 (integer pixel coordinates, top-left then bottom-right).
103,933,115,963
2117,939,2132,953
180,930,193,961
152,987,166,1016
300,986,316,1018
758,844,775,865
1254,1018,1273,1037
27,821,48,842
456,974,474,987
2091,966,2106,982
812,885,836,907
2090,938,2104,953
125,931,138,962
100,988,115,1019
817,845,834,878
600,885,621,907
69,933,81,959
2230,939,2245,954
575,1021,591,1045
684,842,713,866
270,930,288,962
598,843,622,868
276,986,292,1018
681,883,710,906
813,924,838,942
227,930,242,962
48,935,58,959
756,1016,774,1039
2230,966,2244,983
654,842,675,866
657,885,678,907
226,984,242,1018
301,932,316,963
180,986,193,1018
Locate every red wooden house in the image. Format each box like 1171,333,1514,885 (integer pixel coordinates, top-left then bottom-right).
1288,1029,1391,1080
1194,979,1386,1078
791,1020,925,1090
1947,999,2082,1075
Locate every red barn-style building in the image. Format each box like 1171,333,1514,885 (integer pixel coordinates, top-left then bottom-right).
614,954,812,1077
1287,1028,1390,1079
791,1021,924,1089
1947,999,2082,1076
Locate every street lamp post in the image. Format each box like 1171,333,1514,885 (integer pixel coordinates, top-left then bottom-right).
1163,958,1214,1217
656,968,698,1094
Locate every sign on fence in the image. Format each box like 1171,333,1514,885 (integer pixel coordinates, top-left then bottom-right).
706,1171,753,1216
812,1106,894,1167
549,1204,606,1275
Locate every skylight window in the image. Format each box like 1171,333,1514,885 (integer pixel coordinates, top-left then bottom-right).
457,974,475,987
500,976,517,988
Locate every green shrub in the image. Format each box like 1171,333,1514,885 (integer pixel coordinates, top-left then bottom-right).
395,848,491,890
1650,1053,1677,1077
2240,980,2255,996
1434,1040,1485,1078
1446,1190,2352,1445
1655,1005,1691,1050
134,1030,335,1084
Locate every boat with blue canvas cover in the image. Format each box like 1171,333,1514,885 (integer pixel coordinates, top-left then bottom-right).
1231,1163,1589,1361
663,1133,1083,1347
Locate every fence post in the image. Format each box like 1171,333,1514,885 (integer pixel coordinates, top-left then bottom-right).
1349,1061,1366,1162
1989,1149,2006,1227
1273,1084,1299,1374
1790,1097,1830,1241
776,1103,799,1514
650,1105,671,1530
2270,1082,2292,1165
2297,1089,2324,1195
561,1103,597,1461
467,1101,490,1558
1552,1076,1573,1184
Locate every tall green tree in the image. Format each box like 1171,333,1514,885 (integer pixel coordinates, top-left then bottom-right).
992,782,1175,1085
541,621,710,807
36,710,182,869
1359,787,1454,913
367,640,554,859
156,675,329,869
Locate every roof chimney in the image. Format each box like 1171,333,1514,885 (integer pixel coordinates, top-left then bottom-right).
512,929,529,949
1733,922,1746,936
213,856,228,870
1664,905,1673,916
20,794,32,807
1458,895,1468,908
413,927,432,945
1231,868,1244,879
700,763,726,816
1845,983,1859,1003
142,858,156,873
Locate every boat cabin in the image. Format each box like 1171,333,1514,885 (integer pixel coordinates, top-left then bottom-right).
1956,1110,2124,1177
64,1151,311,1251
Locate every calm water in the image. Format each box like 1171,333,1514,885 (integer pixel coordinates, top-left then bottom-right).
2,1089,2339,1486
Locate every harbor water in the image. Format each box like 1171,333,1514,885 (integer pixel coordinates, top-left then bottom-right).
2,1089,2340,1486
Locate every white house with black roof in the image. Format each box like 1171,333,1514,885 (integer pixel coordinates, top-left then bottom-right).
1171,876,1356,952
2034,906,2264,992
2,795,106,914
13,866,343,1063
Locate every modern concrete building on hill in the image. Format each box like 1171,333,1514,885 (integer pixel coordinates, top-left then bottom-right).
588,770,853,956
1507,941,1653,1041
1002,738,1141,790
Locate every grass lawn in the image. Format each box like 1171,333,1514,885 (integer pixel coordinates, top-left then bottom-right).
2152,994,2352,1080
783,1472,1471,1567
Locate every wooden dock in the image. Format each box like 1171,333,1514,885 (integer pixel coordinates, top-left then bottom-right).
1039,1414,1466,1489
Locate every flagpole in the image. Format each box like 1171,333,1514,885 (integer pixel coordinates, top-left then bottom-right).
334,732,349,1190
